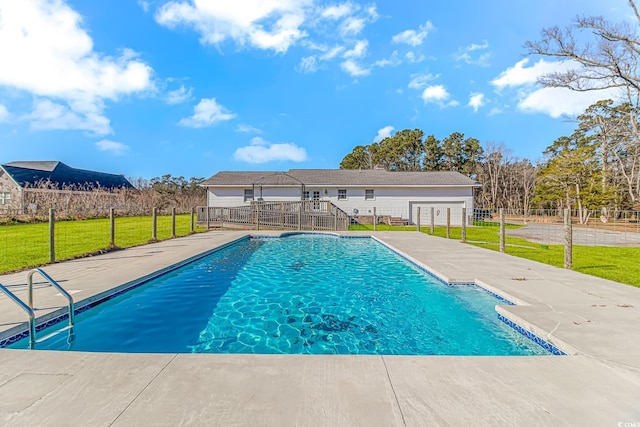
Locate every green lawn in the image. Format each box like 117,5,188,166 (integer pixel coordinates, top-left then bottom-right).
349,223,640,287
0,214,206,273
3,218,638,287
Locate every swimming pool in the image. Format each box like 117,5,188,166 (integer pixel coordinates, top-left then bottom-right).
8,234,551,355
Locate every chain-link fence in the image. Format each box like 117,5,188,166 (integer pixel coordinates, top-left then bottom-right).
0,207,204,274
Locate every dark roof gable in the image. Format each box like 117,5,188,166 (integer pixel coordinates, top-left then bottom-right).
1,161,133,190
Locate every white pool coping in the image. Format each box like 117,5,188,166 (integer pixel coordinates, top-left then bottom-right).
0,230,638,425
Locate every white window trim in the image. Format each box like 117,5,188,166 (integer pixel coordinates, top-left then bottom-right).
337,189,347,200
243,189,254,202
365,189,375,200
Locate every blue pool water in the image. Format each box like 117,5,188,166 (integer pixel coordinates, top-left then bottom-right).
9,234,549,355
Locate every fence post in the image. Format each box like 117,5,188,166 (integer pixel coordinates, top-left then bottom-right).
49,208,55,263
205,206,210,230
334,208,338,231
461,207,466,243
416,207,421,232
298,204,302,231
430,207,435,235
446,208,451,239
256,203,260,230
564,208,573,270
373,207,377,231
152,207,157,241
190,207,195,234
171,207,176,238
109,207,115,247
500,208,505,253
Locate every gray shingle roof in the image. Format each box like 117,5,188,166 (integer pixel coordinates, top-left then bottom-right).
1,161,133,190
202,169,478,187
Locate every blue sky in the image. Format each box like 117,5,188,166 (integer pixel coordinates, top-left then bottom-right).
0,0,632,179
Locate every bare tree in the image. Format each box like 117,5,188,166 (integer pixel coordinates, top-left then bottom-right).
527,1,640,208
525,1,640,94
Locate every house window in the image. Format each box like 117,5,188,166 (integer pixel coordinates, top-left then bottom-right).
338,189,347,200
365,189,374,200
312,191,320,200
302,191,309,200
0,192,10,205
244,189,253,202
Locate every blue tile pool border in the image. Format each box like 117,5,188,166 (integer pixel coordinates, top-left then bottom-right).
497,314,567,355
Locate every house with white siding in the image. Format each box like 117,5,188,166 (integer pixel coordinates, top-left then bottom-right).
201,169,479,225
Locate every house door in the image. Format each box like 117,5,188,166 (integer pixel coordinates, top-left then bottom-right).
312,191,320,210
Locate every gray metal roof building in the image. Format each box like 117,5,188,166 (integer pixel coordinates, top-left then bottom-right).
1,161,133,190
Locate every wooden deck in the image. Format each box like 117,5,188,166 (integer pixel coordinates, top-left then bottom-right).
196,200,350,231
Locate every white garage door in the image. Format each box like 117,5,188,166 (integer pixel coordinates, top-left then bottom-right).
409,201,466,226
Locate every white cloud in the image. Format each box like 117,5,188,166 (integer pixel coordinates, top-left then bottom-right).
455,40,490,67
234,136,308,163
491,58,574,88
0,0,154,135
518,87,617,118
26,99,111,134
405,52,426,63
296,56,319,73
492,58,620,118
179,98,236,127
295,44,346,73
236,123,263,134
343,40,368,58
166,85,193,104
374,51,401,68
408,72,439,90
340,59,370,77
320,46,345,60
488,107,502,116
392,20,434,47
421,85,458,107
320,3,354,20
155,0,310,53
373,126,394,143
0,105,10,122
138,0,150,12
340,17,365,36
421,85,449,102
95,139,130,155
468,92,485,112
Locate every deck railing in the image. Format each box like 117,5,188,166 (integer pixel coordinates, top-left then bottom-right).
196,200,350,231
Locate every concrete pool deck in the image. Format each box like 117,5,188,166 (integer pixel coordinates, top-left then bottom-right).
0,230,638,426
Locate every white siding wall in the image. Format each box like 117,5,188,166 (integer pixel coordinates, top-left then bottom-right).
208,187,302,207
319,187,473,225
207,185,474,225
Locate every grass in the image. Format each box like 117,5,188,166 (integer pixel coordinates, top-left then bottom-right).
0,214,206,274
349,223,640,287
2,217,638,287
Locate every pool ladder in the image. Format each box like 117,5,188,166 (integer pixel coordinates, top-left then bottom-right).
0,268,75,349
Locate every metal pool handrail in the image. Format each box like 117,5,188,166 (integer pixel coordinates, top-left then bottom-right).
27,268,75,329
0,282,36,349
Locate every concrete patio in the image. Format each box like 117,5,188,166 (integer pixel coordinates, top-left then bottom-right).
0,231,639,426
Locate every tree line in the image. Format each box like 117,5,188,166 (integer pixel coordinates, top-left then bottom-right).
341,1,640,214
339,129,537,212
